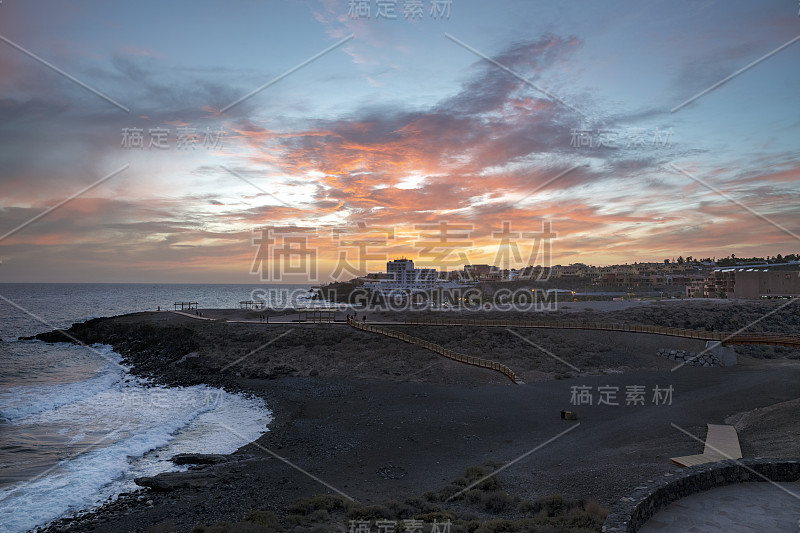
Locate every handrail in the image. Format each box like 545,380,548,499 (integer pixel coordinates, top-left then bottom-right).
347,318,523,384
400,318,800,347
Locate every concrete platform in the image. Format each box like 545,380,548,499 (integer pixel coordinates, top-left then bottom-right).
671,424,742,467
639,481,800,532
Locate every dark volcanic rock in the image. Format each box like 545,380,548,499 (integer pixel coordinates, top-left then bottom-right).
171,453,228,465
134,471,218,492
268,364,297,378
29,314,206,387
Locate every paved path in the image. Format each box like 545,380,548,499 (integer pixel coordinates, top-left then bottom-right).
169,310,215,320
639,481,800,532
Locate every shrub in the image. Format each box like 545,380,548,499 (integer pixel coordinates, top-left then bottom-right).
411,511,457,523
148,520,176,533
473,476,499,492
584,501,608,522
463,466,486,479
422,491,440,502
476,491,515,514
289,494,348,515
385,500,416,519
346,504,392,520
284,514,305,526
439,483,467,501
473,519,520,533
538,494,567,517
244,510,281,531
310,509,329,522
193,522,274,533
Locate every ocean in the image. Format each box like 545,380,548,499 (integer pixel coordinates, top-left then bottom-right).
0,283,310,533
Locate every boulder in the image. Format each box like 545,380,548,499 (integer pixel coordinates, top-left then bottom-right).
134,471,217,491
171,453,228,465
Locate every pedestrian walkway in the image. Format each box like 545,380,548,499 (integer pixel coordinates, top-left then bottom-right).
671,424,742,467
160,311,800,348
169,310,215,321
639,481,800,532
348,317,524,384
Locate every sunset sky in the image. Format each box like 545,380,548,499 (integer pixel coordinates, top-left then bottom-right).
1,0,798,283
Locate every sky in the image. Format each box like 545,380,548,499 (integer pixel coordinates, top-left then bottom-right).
0,0,798,283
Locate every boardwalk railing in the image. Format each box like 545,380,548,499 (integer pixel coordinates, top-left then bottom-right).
347,318,524,384
398,318,800,348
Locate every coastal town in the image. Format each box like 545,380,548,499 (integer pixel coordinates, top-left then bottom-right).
355,255,800,300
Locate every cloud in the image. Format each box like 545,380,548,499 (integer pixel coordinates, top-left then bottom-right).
231,36,601,221
1,23,797,281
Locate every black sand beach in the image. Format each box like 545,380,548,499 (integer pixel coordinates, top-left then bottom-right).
29,300,800,532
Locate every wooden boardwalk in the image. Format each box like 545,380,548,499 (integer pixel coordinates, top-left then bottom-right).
163,310,798,384
401,318,800,348
164,311,799,348
671,424,743,467
347,318,524,385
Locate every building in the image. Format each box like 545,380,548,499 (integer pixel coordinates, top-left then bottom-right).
685,278,706,298
704,268,737,298
556,263,593,278
733,267,800,299
699,264,800,299
463,264,496,280
364,258,437,294
386,258,436,288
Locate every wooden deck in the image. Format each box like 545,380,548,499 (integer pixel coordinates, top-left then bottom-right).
671,424,742,467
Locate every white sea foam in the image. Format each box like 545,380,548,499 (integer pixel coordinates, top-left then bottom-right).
0,344,271,533
0,345,123,422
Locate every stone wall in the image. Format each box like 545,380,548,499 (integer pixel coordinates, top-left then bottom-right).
655,341,738,367
656,348,719,367
705,340,737,366
602,458,800,532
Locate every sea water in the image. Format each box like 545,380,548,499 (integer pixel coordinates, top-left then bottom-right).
0,283,304,532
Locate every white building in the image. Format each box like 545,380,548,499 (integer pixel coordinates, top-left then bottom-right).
364,259,437,294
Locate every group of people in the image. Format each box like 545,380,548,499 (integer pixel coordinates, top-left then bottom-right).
258,314,268,322
346,313,366,323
